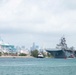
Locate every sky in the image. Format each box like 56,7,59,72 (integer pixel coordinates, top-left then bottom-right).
0,0,76,49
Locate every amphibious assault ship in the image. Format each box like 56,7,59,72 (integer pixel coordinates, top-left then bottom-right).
46,37,76,58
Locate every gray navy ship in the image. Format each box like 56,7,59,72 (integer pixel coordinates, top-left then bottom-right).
46,37,76,58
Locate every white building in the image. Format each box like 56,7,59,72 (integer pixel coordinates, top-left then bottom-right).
30,42,39,51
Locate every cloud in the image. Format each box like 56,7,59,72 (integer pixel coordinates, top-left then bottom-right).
0,0,76,48
0,0,75,33
0,0,22,21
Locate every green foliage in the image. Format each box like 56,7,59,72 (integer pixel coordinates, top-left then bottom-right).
47,53,53,58
31,50,39,57
4,52,8,56
19,53,27,56
0,52,2,56
47,53,51,57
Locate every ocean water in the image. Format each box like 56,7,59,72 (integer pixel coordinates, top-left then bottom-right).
0,58,76,75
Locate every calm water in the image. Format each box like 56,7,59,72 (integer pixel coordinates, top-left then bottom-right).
0,58,76,75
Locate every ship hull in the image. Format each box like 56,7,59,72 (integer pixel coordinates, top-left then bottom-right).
46,49,75,58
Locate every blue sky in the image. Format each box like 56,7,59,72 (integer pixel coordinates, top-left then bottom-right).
0,0,76,49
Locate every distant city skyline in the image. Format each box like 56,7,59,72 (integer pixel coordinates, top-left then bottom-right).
0,0,76,49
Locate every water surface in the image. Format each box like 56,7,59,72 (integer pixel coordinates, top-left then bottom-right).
0,58,76,75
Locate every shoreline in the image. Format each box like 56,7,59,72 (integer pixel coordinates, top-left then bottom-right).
0,56,34,58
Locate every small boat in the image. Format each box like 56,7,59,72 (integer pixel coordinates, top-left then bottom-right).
38,53,44,58
13,57,16,59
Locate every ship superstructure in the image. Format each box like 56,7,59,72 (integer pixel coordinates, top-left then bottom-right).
0,37,16,54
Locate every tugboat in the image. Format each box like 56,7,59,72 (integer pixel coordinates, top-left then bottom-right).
46,37,75,58
38,53,44,58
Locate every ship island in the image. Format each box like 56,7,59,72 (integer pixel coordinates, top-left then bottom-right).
46,37,76,58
